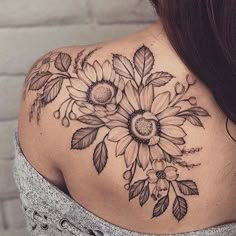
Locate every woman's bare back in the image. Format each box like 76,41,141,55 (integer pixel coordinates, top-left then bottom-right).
18,21,236,234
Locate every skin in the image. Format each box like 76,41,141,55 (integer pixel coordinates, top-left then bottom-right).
18,20,236,234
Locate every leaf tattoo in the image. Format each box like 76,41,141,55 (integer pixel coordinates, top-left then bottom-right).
113,54,135,79
145,71,174,87
177,180,199,195
129,180,146,200
152,196,169,218
178,107,209,127
41,77,64,106
27,45,210,222
71,127,99,149
134,45,154,79
93,141,108,174
29,72,53,91
186,107,210,116
139,184,150,207
179,115,204,127
173,196,188,221
55,53,72,72
78,115,104,126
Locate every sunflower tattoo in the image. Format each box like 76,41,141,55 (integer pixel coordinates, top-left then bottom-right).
25,45,210,221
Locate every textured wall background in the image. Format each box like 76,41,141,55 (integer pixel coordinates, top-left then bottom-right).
0,1,156,235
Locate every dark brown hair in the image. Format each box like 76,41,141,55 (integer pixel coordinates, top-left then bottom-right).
151,0,236,123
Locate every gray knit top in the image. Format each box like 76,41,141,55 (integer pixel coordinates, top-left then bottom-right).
13,132,236,236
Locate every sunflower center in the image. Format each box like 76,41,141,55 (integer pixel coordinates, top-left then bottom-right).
156,171,166,179
129,111,159,144
88,81,116,105
135,118,153,136
93,86,112,103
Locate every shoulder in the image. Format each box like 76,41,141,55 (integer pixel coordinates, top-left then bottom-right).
18,38,216,225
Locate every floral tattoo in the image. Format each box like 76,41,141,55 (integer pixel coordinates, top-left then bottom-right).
25,45,210,221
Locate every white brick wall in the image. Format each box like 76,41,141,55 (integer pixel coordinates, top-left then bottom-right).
0,0,156,235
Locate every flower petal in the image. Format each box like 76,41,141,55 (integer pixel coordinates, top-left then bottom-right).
156,179,169,191
67,86,86,100
106,120,128,129
79,107,93,114
143,112,158,121
119,94,134,114
110,73,117,83
165,166,178,181
111,97,116,104
151,92,170,115
84,63,97,82
140,84,154,111
116,135,132,156
100,117,110,123
157,106,181,119
71,96,86,102
70,78,88,92
138,143,150,170
163,152,171,163
106,110,116,116
161,126,186,138
160,133,185,145
146,169,158,183
124,140,138,167
160,116,185,126
95,111,106,118
102,60,112,80
151,186,158,199
108,127,129,142
93,60,103,81
118,78,125,91
107,112,128,123
150,145,164,161
118,107,129,119
110,70,116,82
114,74,120,86
84,103,95,112
106,103,117,112
158,137,182,156
77,69,92,85
116,89,123,104
148,136,160,146
151,159,166,171
94,105,106,112
125,81,140,110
